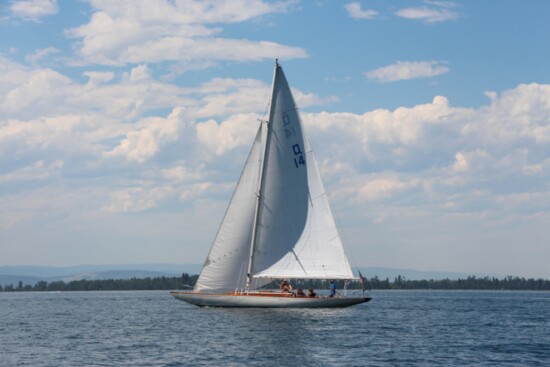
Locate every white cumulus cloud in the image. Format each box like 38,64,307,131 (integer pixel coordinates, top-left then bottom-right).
2,53,550,275
358,176,421,201
106,111,183,163
365,60,449,83
102,186,174,213
65,0,307,67
9,0,58,20
24,47,59,64
452,152,469,172
396,2,459,24
345,2,378,20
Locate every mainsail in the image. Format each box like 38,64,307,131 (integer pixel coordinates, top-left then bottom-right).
194,62,353,293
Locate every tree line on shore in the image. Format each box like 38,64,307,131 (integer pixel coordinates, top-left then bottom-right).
0,273,198,292
1,273,549,292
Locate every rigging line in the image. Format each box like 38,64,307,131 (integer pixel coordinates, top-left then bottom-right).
305,148,315,207
260,74,273,121
290,249,308,275
246,62,279,290
238,258,249,291
261,100,271,122
322,264,329,280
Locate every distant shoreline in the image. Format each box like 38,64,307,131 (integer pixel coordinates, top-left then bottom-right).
1,274,549,292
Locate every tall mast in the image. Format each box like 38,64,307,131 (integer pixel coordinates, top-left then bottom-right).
245,60,280,291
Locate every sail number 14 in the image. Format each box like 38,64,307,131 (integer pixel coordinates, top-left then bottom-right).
293,144,306,168
283,113,306,169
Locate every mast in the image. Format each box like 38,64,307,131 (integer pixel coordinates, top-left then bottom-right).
245,59,280,291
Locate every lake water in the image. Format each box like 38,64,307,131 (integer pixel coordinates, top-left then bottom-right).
1,290,549,366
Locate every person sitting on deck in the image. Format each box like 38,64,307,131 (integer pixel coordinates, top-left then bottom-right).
328,281,337,298
307,288,317,297
279,279,293,293
296,288,305,297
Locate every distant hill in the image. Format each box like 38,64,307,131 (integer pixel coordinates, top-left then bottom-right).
0,274,43,287
0,263,498,287
0,264,202,287
0,263,201,277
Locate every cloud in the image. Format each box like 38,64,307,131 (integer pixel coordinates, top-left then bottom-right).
465,84,550,144
451,152,468,172
83,71,115,85
365,60,449,83
298,83,550,233
0,56,332,174
1,51,549,275
396,1,459,24
9,0,58,20
162,164,203,183
102,186,174,213
196,114,259,157
4,52,549,204
105,113,182,163
344,1,458,24
0,59,190,121
185,76,336,119
345,2,378,20
65,0,307,67
25,47,59,64
193,78,271,118
0,160,63,183
0,58,73,119
358,176,421,201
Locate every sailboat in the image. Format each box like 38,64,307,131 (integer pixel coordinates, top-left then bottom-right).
171,61,371,308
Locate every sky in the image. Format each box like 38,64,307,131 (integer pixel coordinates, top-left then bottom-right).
1,0,549,278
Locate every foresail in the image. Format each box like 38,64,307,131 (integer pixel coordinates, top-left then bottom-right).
194,125,265,293
251,63,354,282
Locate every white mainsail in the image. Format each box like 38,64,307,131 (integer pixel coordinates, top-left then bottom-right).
252,132,354,280
194,62,353,293
251,64,353,280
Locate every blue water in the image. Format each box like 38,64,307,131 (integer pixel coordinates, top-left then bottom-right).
1,290,549,366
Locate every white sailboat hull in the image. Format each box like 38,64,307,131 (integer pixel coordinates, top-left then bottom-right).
170,291,371,308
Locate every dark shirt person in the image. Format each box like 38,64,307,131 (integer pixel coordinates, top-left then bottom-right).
280,279,293,293
307,288,317,297
296,288,305,297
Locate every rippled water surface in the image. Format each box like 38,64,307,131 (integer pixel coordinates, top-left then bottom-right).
1,290,549,366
